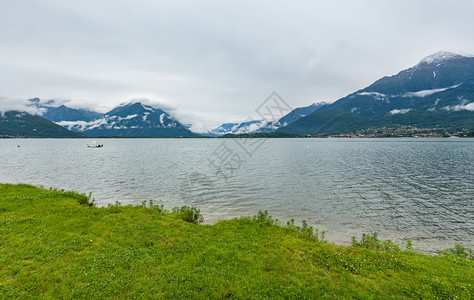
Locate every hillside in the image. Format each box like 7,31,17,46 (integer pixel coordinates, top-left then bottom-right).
0,111,85,138
280,52,474,135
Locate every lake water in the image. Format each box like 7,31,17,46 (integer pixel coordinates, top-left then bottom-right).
0,138,473,252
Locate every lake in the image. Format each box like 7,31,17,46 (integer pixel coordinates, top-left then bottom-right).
0,138,472,252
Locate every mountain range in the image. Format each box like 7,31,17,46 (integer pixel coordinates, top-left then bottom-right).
278,51,474,135
208,102,328,136
28,98,102,122
20,99,328,138
53,102,196,137
0,110,85,138
1,51,473,138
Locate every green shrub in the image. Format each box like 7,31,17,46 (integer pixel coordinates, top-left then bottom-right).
253,210,279,225
172,206,203,224
352,232,400,251
107,201,122,213
439,244,473,260
249,211,325,242
147,200,166,213
405,240,414,252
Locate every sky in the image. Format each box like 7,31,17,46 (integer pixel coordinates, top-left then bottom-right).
1,0,473,132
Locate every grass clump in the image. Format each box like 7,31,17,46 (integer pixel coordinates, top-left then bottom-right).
287,218,326,242
172,205,203,224
0,183,473,299
47,187,95,206
253,209,278,225
351,232,401,251
244,210,326,242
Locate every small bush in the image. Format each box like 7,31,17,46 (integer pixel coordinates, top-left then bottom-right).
439,244,473,260
253,210,279,226
147,200,166,213
405,240,414,252
351,232,400,251
172,206,203,224
107,201,122,213
250,211,325,242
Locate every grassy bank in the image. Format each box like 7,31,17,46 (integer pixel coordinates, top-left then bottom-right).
0,184,472,298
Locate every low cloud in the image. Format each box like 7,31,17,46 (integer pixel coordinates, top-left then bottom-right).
357,92,388,101
119,97,212,132
389,108,412,115
0,97,45,116
402,84,461,98
442,101,474,112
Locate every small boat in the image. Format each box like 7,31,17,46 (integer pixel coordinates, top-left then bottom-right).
86,141,103,148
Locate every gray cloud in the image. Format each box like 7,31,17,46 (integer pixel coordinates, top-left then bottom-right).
1,0,473,130
0,97,44,116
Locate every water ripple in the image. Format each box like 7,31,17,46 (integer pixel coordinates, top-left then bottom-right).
0,138,472,252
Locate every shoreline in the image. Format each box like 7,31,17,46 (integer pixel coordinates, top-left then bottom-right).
1,182,471,255
1,183,473,298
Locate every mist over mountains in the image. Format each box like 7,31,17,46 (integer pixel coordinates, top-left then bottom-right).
278,51,474,135
0,111,85,138
1,52,473,138
33,102,196,138
208,102,328,136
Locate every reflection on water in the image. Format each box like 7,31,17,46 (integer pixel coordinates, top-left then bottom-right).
0,138,473,252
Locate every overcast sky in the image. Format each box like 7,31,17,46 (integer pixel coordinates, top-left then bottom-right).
1,0,473,131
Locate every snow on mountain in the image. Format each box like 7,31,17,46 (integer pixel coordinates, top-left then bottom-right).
418,51,463,65
209,120,265,136
0,110,85,138
279,51,474,135
56,120,94,132
52,102,195,137
208,123,239,135
208,102,328,136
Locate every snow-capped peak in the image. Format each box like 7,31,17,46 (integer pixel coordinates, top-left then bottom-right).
418,51,463,65
311,101,328,107
116,102,155,112
141,103,154,112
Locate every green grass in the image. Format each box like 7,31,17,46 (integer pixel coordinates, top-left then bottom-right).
0,184,473,299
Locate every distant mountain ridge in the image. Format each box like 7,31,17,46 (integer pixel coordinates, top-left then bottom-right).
209,102,328,136
275,102,328,127
28,98,102,122
209,120,265,136
55,102,196,137
279,51,474,135
43,105,102,122
2,51,472,138
0,111,85,138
